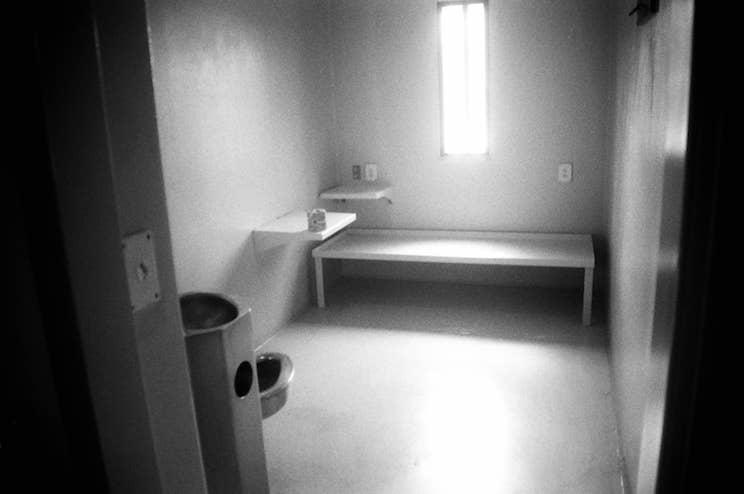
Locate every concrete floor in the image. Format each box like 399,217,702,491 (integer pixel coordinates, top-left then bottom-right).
259,279,624,494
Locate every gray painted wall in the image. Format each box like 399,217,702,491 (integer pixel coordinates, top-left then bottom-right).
606,1,693,492
147,0,336,346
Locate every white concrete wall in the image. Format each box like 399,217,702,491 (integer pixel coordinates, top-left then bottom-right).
325,0,614,286
606,1,693,491
326,0,613,235
148,0,336,345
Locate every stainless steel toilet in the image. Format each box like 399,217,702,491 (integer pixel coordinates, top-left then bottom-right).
180,292,270,493
180,292,294,424
256,352,294,419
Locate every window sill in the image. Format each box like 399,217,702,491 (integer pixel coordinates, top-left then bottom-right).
439,153,490,164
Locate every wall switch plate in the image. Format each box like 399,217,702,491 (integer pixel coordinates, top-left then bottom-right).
364,163,378,182
558,163,573,183
352,165,361,181
122,230,161,311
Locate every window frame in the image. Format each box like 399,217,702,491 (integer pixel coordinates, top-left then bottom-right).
437,0,490,158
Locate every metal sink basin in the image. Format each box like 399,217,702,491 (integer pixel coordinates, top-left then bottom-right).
179,292,239,331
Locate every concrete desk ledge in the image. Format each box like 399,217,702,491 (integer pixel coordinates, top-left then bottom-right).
254,210,356,251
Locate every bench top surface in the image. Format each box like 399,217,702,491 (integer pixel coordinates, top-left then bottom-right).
312,229,594,268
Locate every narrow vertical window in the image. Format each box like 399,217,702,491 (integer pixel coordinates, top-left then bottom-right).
439,1,487,155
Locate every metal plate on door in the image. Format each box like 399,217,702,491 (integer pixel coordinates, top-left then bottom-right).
122,230,161,311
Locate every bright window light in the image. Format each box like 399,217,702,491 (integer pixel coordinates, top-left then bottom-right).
439,1,487,155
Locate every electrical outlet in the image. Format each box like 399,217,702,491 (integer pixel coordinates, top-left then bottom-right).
558,163,573,183
352,165,361,180
364,163,378,182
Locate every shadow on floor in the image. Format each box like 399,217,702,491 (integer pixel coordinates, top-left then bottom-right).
296,278,606,349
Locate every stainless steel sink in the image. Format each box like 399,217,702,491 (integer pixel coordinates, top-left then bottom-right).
179,292,238,331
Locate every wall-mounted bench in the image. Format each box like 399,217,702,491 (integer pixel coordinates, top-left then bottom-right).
311,229,595,325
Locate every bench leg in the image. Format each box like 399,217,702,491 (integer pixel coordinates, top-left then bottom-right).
315,257,325,308
583,267,594,326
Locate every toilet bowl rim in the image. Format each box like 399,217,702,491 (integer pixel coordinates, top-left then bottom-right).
257,352,294,399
